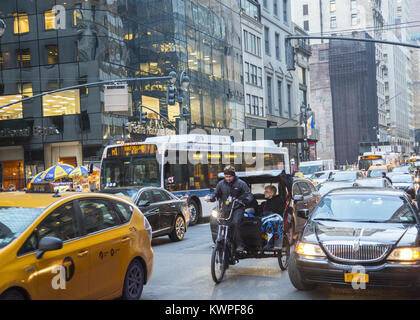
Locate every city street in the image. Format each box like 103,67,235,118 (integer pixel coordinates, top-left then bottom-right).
142,223,420,300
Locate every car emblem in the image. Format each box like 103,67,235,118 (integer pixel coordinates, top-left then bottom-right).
352,240,360,254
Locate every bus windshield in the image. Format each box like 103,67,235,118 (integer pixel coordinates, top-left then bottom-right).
101,156,160,189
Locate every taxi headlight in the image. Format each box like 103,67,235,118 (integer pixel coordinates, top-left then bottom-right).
144,216,152,243
387,247,420,261
295,242,326,257
211,209,219,218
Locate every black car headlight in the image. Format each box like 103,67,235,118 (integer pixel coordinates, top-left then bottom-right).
387,247,420,261
295,242,326,257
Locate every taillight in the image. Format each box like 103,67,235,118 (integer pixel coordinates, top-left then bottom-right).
144,216,152,243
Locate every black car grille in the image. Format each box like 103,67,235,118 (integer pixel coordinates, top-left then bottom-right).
322,242,391,263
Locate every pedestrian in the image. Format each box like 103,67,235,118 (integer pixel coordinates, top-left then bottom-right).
382,172,392,185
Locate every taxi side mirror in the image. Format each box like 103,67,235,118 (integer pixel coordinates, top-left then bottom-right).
36,236,63,259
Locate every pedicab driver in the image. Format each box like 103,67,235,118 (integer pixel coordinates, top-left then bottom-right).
206,165,254,250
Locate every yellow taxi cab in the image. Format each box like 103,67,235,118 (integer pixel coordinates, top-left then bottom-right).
0,184,153,300
367,164,391,178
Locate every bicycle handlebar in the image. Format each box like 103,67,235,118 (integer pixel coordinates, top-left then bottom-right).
216,199,244,223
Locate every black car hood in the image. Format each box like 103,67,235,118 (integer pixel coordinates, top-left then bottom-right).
302,220,418,246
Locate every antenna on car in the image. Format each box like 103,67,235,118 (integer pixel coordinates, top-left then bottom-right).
52,189,61,198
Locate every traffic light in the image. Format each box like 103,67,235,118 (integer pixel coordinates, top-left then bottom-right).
167,86,177,105
140,108,147,125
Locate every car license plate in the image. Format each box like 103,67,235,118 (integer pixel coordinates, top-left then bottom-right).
344,273,369,283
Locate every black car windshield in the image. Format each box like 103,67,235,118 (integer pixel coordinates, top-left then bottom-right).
0,207,43,249
329,172,357,181
312,195,416,223
316,182,354,196
391,175,413,183
354,179,383,187
103,188,139,200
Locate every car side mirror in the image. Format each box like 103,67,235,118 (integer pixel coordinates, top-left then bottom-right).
297,209,310,219
36,236,63,259
138,200,151,207
294,194,304,202
210,187,215,193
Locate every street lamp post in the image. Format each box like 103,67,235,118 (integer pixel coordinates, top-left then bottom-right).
300,102,312,161
169,70,191,133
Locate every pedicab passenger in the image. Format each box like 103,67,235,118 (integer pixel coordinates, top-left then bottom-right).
259,185,285,249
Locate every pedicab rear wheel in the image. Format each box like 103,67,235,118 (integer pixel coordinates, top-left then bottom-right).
278,234,290,271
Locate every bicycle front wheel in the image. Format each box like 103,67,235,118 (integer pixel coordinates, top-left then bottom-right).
211,243,228,284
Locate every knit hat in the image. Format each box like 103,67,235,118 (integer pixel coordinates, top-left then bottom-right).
224,165,236,176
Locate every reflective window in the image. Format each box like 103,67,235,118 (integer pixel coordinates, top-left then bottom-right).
37,202,80,241
16,48,31,68
46,45,59,65
44,10,55,30
42,89,80,117
13,13,29,34
114,202,133,224
0,207,42,250
79,199,120,234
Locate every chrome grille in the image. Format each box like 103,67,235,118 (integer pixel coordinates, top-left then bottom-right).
322,242,391,263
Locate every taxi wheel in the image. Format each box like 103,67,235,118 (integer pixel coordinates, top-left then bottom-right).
122,260,145,300
169,215,186,242
0,289,26,300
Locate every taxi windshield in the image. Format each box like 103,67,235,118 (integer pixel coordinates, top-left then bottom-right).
0,207,43,249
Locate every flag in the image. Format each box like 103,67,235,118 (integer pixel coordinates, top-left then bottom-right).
307,115,315,129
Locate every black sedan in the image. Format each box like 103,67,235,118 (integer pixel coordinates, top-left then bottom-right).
289,188,420,290
101,187,189,241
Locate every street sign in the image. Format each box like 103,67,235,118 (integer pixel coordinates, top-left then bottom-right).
104,84,130,112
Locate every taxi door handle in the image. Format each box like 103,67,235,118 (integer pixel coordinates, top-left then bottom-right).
77,250,89,257
25,266,36,272
121,237,130,244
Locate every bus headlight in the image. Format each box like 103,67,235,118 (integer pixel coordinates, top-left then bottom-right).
387,247,420,261
295,242,326,257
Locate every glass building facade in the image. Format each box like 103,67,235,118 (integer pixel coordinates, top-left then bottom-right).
0,0,245,189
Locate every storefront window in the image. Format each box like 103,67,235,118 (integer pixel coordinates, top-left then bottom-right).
13,13,30,34
42,89,80,117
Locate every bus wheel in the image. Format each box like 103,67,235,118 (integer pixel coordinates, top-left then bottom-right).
189,200,200,226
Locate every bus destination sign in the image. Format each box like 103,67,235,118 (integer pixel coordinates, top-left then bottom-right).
360,155,382,160
107,144,157,158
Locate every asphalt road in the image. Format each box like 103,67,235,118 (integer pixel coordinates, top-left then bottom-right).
141,223,420,300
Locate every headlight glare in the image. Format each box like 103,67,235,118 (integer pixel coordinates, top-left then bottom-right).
387,247,420,261
295,242,326,257
211,209,219,218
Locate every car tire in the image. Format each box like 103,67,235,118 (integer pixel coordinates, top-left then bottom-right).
122,259,145,300
188,199,201,226
169,215,186,242
288,252,316,291
0,289,26,300
285,212,295,245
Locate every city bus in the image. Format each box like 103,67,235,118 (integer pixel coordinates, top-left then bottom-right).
357,153,385,171
99,134,289,224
